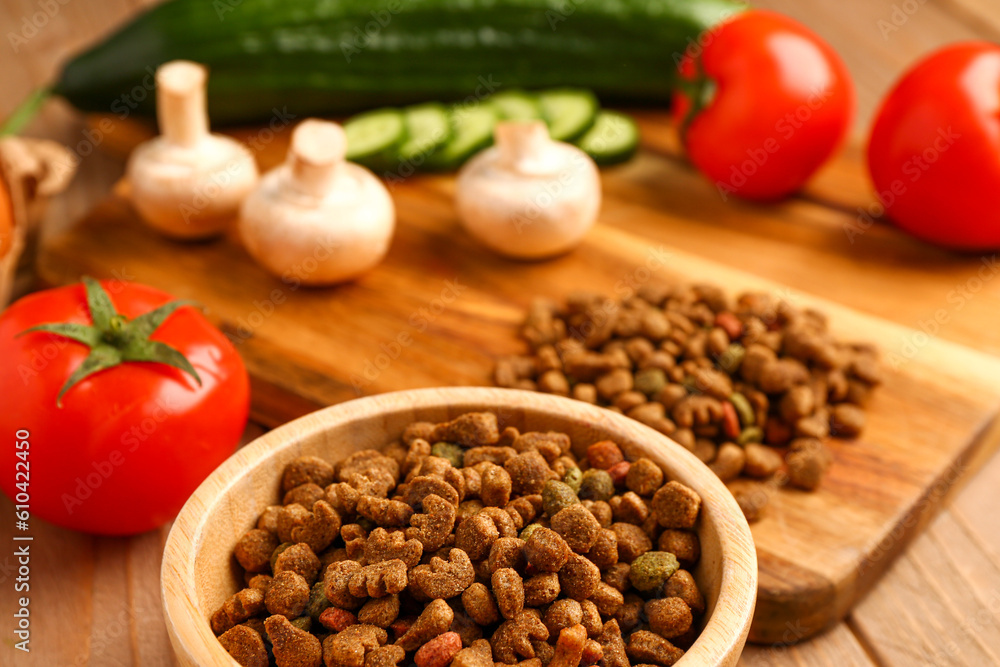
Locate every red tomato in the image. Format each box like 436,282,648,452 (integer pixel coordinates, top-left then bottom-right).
868,42,1000,250
0,279,249,535
674,10,855,200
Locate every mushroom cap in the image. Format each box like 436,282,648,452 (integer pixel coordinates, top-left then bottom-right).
456,138,601,259
127,134,258,240
238,161,395,285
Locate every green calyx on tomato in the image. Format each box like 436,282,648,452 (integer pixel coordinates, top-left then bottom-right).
676,72,717,139
19,276,202,405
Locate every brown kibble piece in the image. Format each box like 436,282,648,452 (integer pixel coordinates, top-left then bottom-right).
462,582,501,625
830,403,866,437
481,463,514,507
364,528,423,568
596,620,629,667
625,458,664,497
589,581,625,616
625,630,684,667
551,504,602,553
283,456,336,493
579,600,602,639
324,560,366,610
609,492,649,525
350,559,409,598
492,568,525,619
489,537,527,573
432,413,500,447
602,563,632,593
610,523,652,563
277,504,311,543
505,451,552,496
613,594,643,633
405,475,461,508
396,599,455,651
582,500,613,528
235,529,279,573
549,624,587,667
657,530,700,567
451,639,495,667
456,512,500,560
743,444,783,479
358,496,415,527
651,481,701,529
219,625,268,667
358,595,401,627
414,548,475,599
708,443,745,482
787,437,833,490
524,527,571,572
284,483,326,508
645,597,692,639
544,599,583,636
266,570,310,619
366,645,406,667
664,570,705,615
292,500,342,553
212,588,266,635
558,553,601,601
266,615,323,667
490,611,549,663
523,572,561,606
586,528,619,569
407,494,457,551
338,450,400,485
322,624,388,667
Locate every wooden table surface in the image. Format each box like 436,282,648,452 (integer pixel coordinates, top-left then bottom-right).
2,1,1000,666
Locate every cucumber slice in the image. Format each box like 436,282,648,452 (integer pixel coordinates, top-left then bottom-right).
344,108,405,162
396,103,452,163
574,111,640,165
538,89,598,142
489,89,542,121
426,104,498,170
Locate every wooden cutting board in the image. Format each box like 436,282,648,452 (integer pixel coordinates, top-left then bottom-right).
36,117,1000,645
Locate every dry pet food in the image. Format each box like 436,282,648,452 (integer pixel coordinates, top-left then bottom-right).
214,412,707,667
495,285,882,520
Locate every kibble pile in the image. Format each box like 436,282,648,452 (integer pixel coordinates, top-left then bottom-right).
213,412,708,667
495,285,882,521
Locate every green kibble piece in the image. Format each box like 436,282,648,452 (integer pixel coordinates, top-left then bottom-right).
520,523,544,541
737,426,764,445
578,469,615,501
719,343,746,374
634,367,667,397
270,542,294,572
563,466,583,493
431,441,465,468
729,392,755,427
542,480,580,517
629,551,680,592
291,616,312,632
307,581,331,621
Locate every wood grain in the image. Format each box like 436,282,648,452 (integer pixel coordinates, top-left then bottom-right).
161,388,757,667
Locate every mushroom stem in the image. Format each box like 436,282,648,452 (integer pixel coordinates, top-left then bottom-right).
496,120,551,172
287,119,347,198
156,61,209,149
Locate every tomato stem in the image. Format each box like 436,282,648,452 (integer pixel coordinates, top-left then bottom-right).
17,276,202,406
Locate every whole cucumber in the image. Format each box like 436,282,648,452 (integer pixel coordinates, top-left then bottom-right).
54,0,743,126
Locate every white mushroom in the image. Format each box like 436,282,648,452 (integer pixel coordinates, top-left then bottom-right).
238,118,395,285
455,120,601,259
127,60,258,239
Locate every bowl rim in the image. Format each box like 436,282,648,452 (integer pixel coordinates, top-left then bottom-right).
162,387,757,666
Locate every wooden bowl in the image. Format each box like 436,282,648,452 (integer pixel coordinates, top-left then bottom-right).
162,387,757,666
